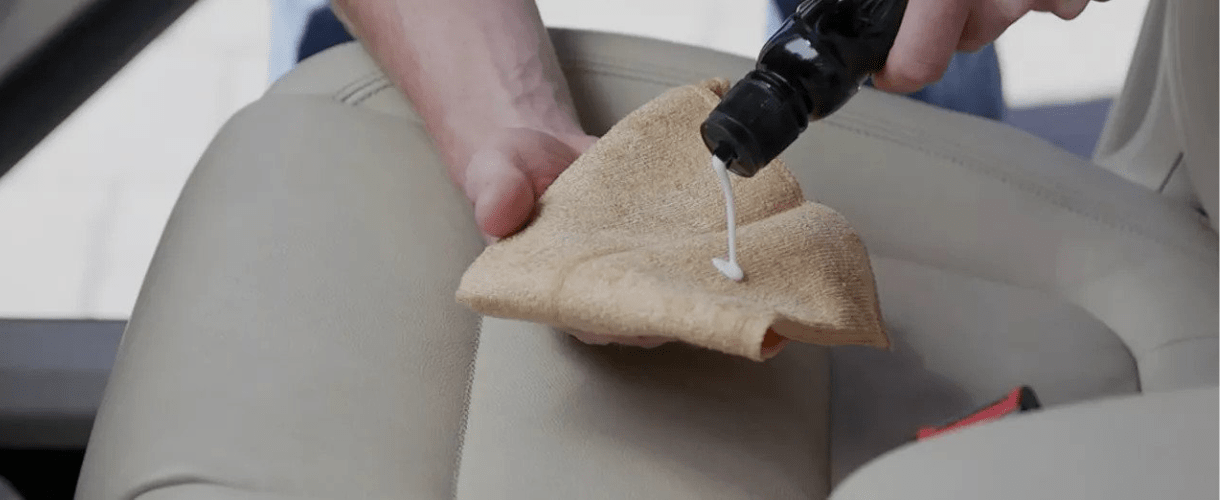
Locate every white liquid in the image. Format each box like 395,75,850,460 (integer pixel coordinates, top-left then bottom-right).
711,156,744,281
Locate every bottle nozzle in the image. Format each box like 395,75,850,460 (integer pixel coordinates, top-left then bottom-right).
700,70,809,178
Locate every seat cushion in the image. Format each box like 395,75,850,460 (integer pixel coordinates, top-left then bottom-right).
455,319,833,499
278,33,1215,485
830,387,1220,500
829,257,1137,482
78,30,1217,500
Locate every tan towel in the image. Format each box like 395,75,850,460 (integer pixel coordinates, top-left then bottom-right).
456,79,888,361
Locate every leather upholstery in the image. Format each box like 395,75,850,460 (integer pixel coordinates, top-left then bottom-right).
1165,0,1218,224
1094,0,1217,226
78,28,1218,499
831,387,1219,500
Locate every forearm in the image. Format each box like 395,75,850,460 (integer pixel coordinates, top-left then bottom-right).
332,0,584,181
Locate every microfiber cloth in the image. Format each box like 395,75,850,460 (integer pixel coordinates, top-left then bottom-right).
456,78,888,361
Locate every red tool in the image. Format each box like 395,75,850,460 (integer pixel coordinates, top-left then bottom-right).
916,386,1042,441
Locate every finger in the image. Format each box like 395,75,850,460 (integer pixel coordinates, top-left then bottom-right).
509,129,585,195
464,152,536,238
873,0,973,93
959,0,1030,51
959,0,1088,51
1043,0,1089,20
958,0,1017,51
565,133,598,154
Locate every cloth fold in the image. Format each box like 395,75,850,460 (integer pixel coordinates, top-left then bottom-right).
456,79,888,361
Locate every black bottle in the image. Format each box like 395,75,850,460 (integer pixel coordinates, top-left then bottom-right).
700,0,908,177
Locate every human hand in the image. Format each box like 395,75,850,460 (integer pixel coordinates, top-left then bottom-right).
461,127,598,243
461,130,681,349
461,130,686,349
336,0,679,350
873,0,1094,93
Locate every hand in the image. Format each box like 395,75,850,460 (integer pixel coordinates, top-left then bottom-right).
337,0,678,349
873,0,1093,93
461,127,598,242
462,130,678,349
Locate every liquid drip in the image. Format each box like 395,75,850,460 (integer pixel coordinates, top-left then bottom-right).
711,155,744,281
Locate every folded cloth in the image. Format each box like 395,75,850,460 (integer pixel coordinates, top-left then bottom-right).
456,78,888,361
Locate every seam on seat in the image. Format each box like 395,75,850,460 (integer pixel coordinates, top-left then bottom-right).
349,80,396,106
561,57,712,87
557,52,1212,260
449,317,484,500
868,247,1066,299
333,70,387,103
560,57,721,86
127,475,248,500
339,77,386,104
332,59,696,109
556,48,1212,260
325,60,1211,264
329,61,693,122
1142,335,1218,356
823,118,1212,261
560,55,1214,261
869,246,1138,345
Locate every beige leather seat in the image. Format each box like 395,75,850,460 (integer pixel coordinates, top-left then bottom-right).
77,1,1217,498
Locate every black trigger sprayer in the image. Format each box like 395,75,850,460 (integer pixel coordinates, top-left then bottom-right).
700,0,908,177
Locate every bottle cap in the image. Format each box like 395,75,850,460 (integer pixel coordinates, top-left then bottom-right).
700,70,809,177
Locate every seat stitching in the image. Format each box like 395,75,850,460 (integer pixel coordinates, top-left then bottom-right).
561,58,713,86
337,69,384,98
126,474,329,500
338,66,687,119
1139,334,1217,357
821,119,1212,260
349,80,396,106
568,57,715,81
333,70,386,102
867,249,1142,368
327,58,1211,260
557,55,1212,259
338,77,386,104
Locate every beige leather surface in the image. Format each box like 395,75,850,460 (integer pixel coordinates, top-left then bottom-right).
831,387,1220,500
77,94,486,499
79,29,1218,499
1092,0,1186,200
783,70,1217,393
1165,0,1218,225
828,256,1139,482
1094,0,1217,225
457,319,832,499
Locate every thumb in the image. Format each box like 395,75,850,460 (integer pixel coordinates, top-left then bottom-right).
463,153,536,239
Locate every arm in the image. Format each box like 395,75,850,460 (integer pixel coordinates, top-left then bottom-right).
332,0,597,239
333,0,654,349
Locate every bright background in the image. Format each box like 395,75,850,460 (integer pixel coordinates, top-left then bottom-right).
0,0,1152,319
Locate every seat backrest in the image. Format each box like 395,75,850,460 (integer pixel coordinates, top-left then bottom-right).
1165,0,1218,228
1094,0,1218,230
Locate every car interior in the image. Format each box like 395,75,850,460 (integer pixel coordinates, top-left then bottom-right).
0,0,1215,498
